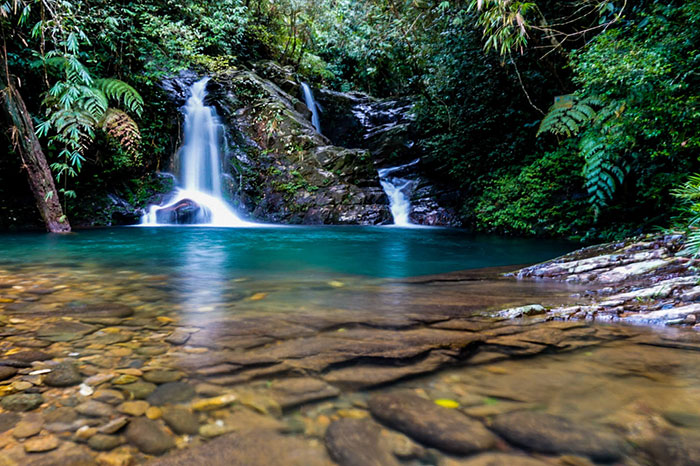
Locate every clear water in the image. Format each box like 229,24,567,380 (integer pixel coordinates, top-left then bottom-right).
0,227,575,279
3,228,695,465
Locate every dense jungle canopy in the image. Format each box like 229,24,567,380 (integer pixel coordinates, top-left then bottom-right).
1,0,699,241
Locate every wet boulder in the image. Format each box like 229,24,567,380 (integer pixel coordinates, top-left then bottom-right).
155,199,211,224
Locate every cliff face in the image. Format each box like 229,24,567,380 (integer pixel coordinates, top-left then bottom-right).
315,85,462,227
208,66,391,225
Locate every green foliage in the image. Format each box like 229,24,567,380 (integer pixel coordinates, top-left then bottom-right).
539,96,631,216
93,79,143,115
474,144,591,236
466,0,536,55
672,175,700,257
537,96,601,138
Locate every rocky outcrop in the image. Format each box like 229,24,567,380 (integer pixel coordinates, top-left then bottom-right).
208,70,391,225
316,88,461,226
509,233,700,326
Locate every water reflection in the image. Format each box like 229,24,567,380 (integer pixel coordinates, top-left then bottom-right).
177,235,229,320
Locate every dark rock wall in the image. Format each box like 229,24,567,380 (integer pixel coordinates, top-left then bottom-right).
315,86,462,226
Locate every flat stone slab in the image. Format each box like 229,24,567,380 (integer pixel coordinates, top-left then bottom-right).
368,391,496,455
268,377,340,410
147,382,195,406
489,411,627,462
323,350,454,389
44,362,82,387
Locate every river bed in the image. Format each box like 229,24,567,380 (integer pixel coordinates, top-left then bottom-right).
0,227,696,465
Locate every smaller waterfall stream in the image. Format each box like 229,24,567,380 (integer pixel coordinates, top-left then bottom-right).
378,160,419,227
301,82,321,133
142,78,251,226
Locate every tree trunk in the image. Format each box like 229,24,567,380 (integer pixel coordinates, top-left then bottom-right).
1,81,71,233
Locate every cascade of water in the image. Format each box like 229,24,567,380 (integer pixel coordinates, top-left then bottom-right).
301,82,321,133
377,159,419,227
142,77,251,226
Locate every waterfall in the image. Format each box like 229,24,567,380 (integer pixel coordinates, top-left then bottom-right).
142,77,251,226
301,82,321,133
377,160,419,227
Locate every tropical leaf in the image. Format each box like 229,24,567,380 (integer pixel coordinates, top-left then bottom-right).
537,96,602,137
93,78,143,116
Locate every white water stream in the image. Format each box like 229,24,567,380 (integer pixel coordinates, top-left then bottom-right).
142,78,251,226
301,82,321,133
377,160,419,227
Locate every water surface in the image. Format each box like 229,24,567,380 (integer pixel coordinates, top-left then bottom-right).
0,226,576,278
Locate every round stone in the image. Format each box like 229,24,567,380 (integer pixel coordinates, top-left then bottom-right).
24,435,60,452
118,400,149,416
88,433,123,451
0,412,20,433
0,366,18,381
147,382,195,406
12,416,43,438
43,362,82,387
75,400,115,418
0,393,43,412
117,381,157,400
125,418,175,455
162,406,199,435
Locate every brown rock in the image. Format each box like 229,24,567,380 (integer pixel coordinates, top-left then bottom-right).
24,434,60,452
368,391,495,455
325,418,400,466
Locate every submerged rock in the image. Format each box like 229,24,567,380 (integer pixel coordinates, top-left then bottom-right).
88,433,122,451
12,413,43,438
489,411,627,462
125,418,175,455
368,391,496,454
1,393,43,411
23,434,60,452
43,362,82,387
148,429,332,466
0,412,20,433
147,382,195,406
325,418,400,466
36,321,97,342
640,432,700,466
441,453,551,466
162,406,199,435
0,365,18,381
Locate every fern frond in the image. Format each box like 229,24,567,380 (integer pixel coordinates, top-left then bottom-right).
93,79,143,116
99,108,141,155
580,130,629,217
537,95,601,137
77,87,108,119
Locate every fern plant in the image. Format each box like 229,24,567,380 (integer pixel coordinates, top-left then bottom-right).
25,0,143,207
537,96,601,137
538,94,629,218
35,50,143,202
672,174,700,257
